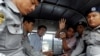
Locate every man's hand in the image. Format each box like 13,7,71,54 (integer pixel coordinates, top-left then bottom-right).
60,32,66,39
59,18,66,30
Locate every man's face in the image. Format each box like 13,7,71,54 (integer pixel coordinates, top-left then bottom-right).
38,28,46,37
66,28,75,38
77,25,85,35
25,21,34,32
87,12,100,28
17,0,38,15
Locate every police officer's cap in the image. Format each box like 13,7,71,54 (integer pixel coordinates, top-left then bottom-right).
75,21,87,28
86,6,100,15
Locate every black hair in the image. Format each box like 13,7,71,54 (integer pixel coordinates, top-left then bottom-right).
74,21,87,32
38,25,47,30
23,16,35,23
67,26,75,32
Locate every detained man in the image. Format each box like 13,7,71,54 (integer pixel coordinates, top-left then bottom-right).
29,25,53,56
22,16,35,56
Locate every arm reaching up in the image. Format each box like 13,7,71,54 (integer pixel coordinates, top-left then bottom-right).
55,18,66,38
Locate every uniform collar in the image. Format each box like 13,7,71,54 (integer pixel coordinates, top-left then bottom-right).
87,25,100,31
94,25,100,30
5,0,20,13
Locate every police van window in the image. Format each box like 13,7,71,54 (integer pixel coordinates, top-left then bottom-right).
42,33,53,52
42,31,62,55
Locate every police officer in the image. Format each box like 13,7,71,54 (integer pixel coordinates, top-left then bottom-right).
85,6,100,56
71,6,100,56
0,0,38,56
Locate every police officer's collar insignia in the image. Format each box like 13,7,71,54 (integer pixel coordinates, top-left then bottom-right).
0,13,5,24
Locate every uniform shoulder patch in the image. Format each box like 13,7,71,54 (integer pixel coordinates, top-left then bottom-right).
0,13,5,24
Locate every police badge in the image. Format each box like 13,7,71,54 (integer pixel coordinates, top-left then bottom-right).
0,13,5,24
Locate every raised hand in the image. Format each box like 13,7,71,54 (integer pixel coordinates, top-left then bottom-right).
59,18,66,30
